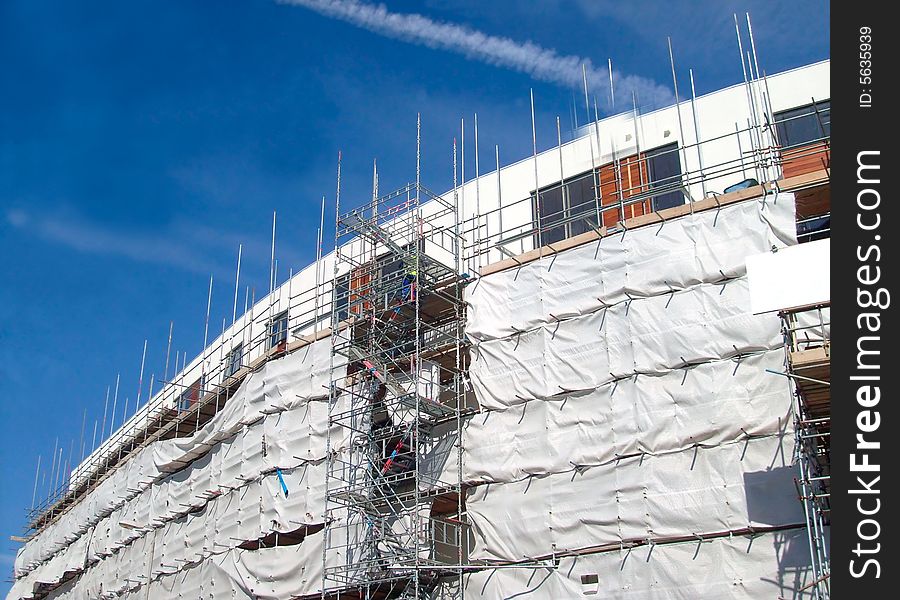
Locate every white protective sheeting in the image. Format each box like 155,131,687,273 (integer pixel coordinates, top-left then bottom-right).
43,528,340,600
140,530,330,600
467,195,796,341
24,459,339,597
464,350,792,483
13,339,343,594
466,434,801,562
462,195,805,571
463,527,819,599
468,277,782,411
214,529,330,599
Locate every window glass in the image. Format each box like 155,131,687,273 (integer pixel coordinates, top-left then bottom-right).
533,171,598,244
797,215,830,243
178,378,202,412
566,172,598,237
333,274,349,324
226,344,243,377
536,185,565,245
646,143,683,211
268,311,288,348
775,100,830,148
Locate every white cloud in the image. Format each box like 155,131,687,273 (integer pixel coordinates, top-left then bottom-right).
4,205,317,290
5,209,28,228
279,0,673,109
6,209,231,276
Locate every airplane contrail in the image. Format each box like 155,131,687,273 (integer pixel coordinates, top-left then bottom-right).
278,0,673,109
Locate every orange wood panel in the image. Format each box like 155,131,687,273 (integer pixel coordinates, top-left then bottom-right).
597,163,620,228
597,153,651,227
350,267,372,315
781,141,831,179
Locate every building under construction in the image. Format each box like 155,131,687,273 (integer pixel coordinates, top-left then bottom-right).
7,51,831,600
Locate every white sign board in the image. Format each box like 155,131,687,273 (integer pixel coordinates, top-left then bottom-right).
746,239,830,314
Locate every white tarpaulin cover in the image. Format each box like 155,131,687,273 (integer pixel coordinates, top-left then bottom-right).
459,195,816,590
463,349,792,484
12,340,344,598
462,528,818,599
27,528,336,600
466,196,795,341
465,434,800,562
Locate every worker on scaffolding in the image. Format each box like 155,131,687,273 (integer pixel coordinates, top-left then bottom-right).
385,257,417,315
401,262,417,303
374,256,418,361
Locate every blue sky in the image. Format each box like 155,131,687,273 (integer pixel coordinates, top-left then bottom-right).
0,0,827,589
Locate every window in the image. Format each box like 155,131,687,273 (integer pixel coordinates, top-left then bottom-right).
333,274,350,324
536,183,565,245
774,100,830,149
378,254,406,308
645,143,684,211
537,145,684,241
352,240,425,312
268,311,289,349
566,174,598,237
349,267,373,316
597,154,649,226
797,215,830,243
178,378,202,412
225,343,243,377
533,170,599,245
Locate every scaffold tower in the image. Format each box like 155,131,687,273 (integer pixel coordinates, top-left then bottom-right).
323,142,470,598
781,303,831,600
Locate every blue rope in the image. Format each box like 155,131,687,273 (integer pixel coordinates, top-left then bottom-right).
275,468,289,497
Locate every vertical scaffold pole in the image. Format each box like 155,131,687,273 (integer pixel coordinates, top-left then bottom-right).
530,89,542,250
689,69,708,199
30,455,41,512
667,37,690,210
583,63,601,229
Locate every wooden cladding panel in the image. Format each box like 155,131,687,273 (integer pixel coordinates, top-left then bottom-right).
597,153,651,227
781,141,830,179
350,268,372,315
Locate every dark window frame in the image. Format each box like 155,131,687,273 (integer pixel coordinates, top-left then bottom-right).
774,100,831,150
532,169,600,246
645,142,684,212
797,215,831,244
333,274,350,325
268,310,289,349
178,377,203,412
225,343,243,377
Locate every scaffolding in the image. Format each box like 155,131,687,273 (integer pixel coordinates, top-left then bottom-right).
13,61,833,600
23,233,338,542
780,303,831,600
459,109,831,274
23,80,832,547
323,159,471,598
